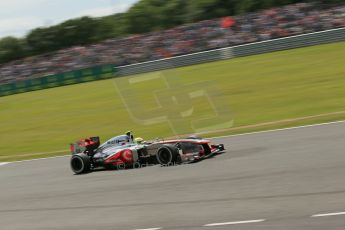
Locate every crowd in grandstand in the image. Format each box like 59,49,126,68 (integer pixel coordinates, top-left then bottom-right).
0,3,344,84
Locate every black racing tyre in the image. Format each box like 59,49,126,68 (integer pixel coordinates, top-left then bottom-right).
70,154,91,174
156,145,179,166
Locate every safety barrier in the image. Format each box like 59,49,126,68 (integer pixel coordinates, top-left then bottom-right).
117,27,345,76
0,64,115,97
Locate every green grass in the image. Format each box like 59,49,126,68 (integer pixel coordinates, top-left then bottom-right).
1,41,345,161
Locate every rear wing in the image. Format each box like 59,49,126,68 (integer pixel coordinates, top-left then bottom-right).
70,137,100,155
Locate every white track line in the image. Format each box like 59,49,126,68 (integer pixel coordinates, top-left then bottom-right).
204,219,265,227
0,149,67,159
312,212,345,217
210,120,345,139
11,155,69,164
134,228,162,230
0,162,10,166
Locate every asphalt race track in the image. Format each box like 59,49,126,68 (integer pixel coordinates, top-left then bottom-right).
1,122,345,230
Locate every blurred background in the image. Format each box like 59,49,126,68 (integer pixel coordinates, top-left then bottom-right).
0,0,344,84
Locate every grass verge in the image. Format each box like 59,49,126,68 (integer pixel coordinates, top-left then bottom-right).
1,41,345,161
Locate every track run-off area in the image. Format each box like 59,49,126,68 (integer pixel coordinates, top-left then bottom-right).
1,121,345,230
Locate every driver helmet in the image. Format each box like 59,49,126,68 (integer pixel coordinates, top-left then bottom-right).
134,137,144,144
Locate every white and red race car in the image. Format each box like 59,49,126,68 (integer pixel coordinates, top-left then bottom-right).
70,132,225,174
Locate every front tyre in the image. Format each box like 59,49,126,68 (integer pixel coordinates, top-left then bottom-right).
70,154,91,174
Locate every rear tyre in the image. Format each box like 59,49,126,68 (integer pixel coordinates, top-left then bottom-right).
70,154,91,174
156,145,179,166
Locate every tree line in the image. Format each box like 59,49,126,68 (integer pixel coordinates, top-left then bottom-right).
0,0,342,64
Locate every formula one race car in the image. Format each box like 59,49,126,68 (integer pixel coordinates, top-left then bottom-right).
70,132,225,174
